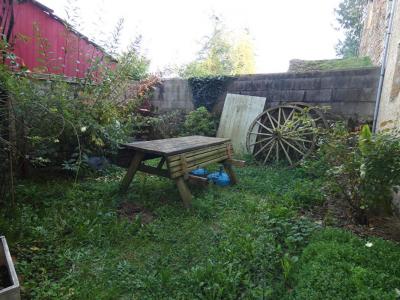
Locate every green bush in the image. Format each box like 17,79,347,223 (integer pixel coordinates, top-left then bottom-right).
183,106,217,136
303,123,400,223
132,110,185,140
0,36,151,178
359,127,400,214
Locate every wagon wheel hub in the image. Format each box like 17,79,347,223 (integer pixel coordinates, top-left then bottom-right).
272,129,281,138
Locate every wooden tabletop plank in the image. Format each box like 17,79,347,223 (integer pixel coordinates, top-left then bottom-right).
122,136,231,156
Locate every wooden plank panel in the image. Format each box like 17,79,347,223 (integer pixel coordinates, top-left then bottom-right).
167,143,229,163
122,136,230,156
217,94,266,154
169,151,228,173
168,148,228,168
170,155,229,178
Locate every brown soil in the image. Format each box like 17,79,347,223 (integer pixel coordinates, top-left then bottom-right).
117,202,154,225
0,265,11,290
303,197,400,243
345,216,400,242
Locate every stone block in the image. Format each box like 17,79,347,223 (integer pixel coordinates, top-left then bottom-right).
265,90,305,102
329,101,375,120
321,76,353,89
332,88,376,102
304,89,332,102
350,75,379,88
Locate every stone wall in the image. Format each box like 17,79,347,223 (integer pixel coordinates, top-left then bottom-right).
151,78,194,113
359,0,388,65
151,67,380,121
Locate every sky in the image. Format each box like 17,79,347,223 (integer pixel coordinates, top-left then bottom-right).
39,0,344,74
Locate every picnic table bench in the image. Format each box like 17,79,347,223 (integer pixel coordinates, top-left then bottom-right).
117,136,239,208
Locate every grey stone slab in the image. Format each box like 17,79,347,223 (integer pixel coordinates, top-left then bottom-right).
329,101,375,120
266,90,306,102
304,89,333,102
332,88,376,102
350,75,380,88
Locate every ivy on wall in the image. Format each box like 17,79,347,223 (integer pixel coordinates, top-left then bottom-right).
188,76,232,111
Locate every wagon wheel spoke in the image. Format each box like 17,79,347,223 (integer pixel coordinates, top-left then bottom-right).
249,131,273,137
286,114,308,129
279,140,293,165
266,112,276,130
281,108,287,122
285,127,315,136
283,109,295,126
286,136,314,143
292,138,314,153
281,138,306,156
256,121,274,134
292,139,308,152
254,138,275,157
248,137,273,147
270,113,279,127
263,141,275,164
277,107,281,125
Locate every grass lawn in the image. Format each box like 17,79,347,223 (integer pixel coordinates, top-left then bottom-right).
1,164,399,299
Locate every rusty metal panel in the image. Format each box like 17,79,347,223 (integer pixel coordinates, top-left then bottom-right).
217,93,266,154
2,1,111,78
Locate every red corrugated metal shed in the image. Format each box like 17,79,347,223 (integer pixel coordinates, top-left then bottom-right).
0,0,114,78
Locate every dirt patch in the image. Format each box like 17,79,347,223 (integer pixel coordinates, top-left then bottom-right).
304,197,400,243
344,216,400,242
117,202,154,225
0,265,11,290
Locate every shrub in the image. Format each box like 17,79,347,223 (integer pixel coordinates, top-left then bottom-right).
359,127,400,214
132,110,186,140
0,33,153,181
304,123,400,223
183,107,217,136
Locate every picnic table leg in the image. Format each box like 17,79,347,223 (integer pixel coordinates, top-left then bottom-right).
120,151,145,193
223,161,238,185
175,177,192,209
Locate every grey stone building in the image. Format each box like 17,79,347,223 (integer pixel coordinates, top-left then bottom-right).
359,0,400,130
359,0,388,65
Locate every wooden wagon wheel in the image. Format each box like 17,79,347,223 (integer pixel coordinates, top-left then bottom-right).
288,102,329,129
246,104,317,167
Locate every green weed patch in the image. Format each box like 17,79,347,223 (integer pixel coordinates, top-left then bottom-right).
0,165,398,299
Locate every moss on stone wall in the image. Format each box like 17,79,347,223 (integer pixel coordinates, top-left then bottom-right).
288,57,373,73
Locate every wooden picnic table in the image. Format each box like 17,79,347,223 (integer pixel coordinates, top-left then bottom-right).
117,136,239,208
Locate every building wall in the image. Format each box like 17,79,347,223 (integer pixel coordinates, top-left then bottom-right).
0,0,111,78
150,67,380,121
359,0,388,65
376,0,400,129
